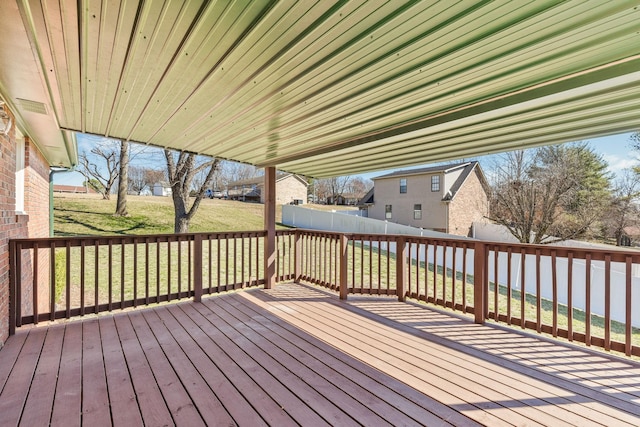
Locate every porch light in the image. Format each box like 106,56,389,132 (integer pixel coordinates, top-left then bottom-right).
0,101,12,135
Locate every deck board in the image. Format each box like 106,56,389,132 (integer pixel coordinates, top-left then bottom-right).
169,303,298,426
51,318,83,427
121,311,199,426
343,295,640,425
207,297,394,427
19,325,64,427
99,316,144,427
260,292,594,426
141,308,236,426
212,296,426,427
1,283,639,426
223,293,461,426
81,319,111,427
0,326,47,426
153,304,267,426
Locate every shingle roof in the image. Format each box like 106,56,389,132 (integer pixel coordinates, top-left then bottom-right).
443,161,481,201
228,173,308,188
357,188,374,206
372,162,471,179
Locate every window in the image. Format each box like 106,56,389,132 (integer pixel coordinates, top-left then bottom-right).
413,204,422,220
431,175,440,192
399,178,407,193
385,204,392,219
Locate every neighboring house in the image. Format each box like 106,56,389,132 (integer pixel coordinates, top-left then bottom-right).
227,173,308,205
153,182,172,197
364,161,489,237
620,226,640,247
326,192,362,206
357,188,374,210
53,184,97,194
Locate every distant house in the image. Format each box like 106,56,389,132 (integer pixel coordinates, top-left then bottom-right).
326,192,362,206
363,161,489,237
620,226,640,247
227,173,308,205
53,184,97,194
153,182,172,197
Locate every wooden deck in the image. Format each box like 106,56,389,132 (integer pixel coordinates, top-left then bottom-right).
1,284,639,426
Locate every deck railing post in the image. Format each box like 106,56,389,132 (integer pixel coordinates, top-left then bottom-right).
264,167,276,289
339,234,349,300
473,241,486,324
396,236,406,302
193,234,203,302
294,229,302,283
9,240,17,335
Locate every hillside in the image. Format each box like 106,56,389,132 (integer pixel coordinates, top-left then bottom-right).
54,193,284,236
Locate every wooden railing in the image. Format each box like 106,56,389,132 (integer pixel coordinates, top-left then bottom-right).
9,230,300,333
294,230,640,357
9,228,640,356
481,242,640,357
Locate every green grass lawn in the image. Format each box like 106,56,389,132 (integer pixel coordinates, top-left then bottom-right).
51,193,291,309
54,193,284,236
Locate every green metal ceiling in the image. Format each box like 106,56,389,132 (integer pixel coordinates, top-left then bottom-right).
1,0,639,176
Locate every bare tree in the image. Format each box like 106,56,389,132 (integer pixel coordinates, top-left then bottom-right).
315,176,352,204
312,179,331,203
128,165,151,195
219,161,261,188
165,149,219,233
347,177,373,199
488,143,611,244
115,140,129,216
144,168,166,191
604,170,640,246
77,142,120,200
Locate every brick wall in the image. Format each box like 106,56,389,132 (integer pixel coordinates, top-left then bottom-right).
258,175,308,205
25,139,52,317
447,168,489,237
0,105,50,347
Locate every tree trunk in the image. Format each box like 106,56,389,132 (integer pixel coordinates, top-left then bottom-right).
165,149,219,234
172,191,189,233
175,215,189,234
115,140,129,216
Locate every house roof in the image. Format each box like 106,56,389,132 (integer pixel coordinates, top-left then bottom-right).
228,173,308,188
1,2,639,176
53,184,96,194
357,188,375,206
372,161,472,179
441,161,489,201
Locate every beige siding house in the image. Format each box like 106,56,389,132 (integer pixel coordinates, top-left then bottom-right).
228,173,308,205
365,162,489,237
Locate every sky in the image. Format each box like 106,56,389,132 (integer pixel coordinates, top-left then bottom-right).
54,132,638,186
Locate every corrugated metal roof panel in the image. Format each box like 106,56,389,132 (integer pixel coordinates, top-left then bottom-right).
0,0,639,173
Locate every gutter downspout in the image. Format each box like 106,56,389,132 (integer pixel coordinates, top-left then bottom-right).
49,167,71,237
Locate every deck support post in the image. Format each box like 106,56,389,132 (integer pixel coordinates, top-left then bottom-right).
339,234,349,300
293,229,302,283
396,237,406,302
264,167,276,289
474,241,486,324
9,240,17,335
193,234,203,302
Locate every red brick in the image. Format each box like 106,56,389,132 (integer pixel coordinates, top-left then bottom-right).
0,105,50,346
